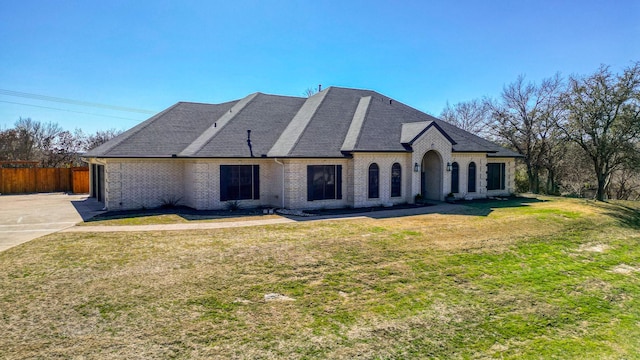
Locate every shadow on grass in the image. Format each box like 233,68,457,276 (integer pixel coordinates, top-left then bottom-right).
284,196,546,221
597,201,640,229
80,196,548,224
459,196,545,210
83,206,264,223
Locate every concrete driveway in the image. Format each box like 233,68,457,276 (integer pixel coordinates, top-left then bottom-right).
0,193,104,252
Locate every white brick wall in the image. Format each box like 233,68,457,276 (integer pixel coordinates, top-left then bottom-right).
450,153,486,199
103,159,184,210
351,153,412,207
449,154,516,199
486,157,516,197
183,159,281,210
410,127,453,201
92,150,516,211
282,158,351,210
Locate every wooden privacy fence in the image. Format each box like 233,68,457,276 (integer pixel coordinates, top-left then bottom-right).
0,167,89,194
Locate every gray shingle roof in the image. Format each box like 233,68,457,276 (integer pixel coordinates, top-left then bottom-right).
85,87,521,159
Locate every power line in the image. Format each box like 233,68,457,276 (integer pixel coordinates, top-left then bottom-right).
0,100,144,121
0,89,156,114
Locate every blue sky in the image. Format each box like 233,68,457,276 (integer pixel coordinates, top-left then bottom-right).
1,0,639,134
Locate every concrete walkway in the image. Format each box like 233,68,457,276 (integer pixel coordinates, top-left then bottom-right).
62,203,470,233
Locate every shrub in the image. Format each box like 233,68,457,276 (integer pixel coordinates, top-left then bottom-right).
225,200,241,211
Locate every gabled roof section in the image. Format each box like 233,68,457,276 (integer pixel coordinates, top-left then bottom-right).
340,96,371,151
267,89,329,157
434,120,521,156
401,121,431,144
84,100,238,157
400,121,457,146
192,93,306,157
179,93,258,156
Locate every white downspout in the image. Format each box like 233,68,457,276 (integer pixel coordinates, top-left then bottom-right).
274,158,285,209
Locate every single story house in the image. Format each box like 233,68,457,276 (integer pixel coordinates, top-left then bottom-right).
84,87,521,211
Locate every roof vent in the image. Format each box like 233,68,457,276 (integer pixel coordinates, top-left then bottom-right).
318,84,322,92
389,99,393,105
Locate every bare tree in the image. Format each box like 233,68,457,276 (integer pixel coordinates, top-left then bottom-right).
12,117,38,160
303,85,321,97
0,119,122,167
440,99,491,138
0,128,21,161
84,129,122,151
558,63,640,201
41,129,87,167
11,117,64,164
486,74,564,193
556,142,594,197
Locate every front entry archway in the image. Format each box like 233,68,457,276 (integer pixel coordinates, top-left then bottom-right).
421,150,443,201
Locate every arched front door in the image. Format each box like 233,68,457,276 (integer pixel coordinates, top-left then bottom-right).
421,150,442,201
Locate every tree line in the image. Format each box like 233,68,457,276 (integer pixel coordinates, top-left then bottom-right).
0,118,121,168
440,62,640,201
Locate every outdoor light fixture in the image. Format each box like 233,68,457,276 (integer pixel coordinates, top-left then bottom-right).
446,162,452,171
414,162,419,172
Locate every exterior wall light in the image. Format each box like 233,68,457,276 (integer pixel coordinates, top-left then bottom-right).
446,162,452,172
414,162,419,172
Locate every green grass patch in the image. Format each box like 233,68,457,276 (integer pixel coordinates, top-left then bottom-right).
0,197,638,358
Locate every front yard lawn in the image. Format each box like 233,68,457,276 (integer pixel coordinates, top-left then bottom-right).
1,197,639,359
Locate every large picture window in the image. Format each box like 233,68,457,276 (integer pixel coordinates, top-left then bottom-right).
391,163,401,197
220,165,260,201
451,162,459,193
307,165,342,201
368,163,379,198
487,163,506,190
468,162,477,193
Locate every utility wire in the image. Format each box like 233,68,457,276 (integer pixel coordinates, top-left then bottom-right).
0,89,156,114
0,100,144,121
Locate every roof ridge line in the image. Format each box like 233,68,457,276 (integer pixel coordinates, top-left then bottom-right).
267,88,330,157
84,103,181,156
179,93,260,156
340,96,372,151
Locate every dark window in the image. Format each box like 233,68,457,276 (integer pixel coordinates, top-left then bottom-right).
451,162,459,193
487,163,506,190
391,163,402,197
307,165,342,201
468,162,477,193
368,163,379,198
220,165,260,201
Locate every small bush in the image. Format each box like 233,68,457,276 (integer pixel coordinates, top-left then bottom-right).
225,200,241,211
160,196,182,209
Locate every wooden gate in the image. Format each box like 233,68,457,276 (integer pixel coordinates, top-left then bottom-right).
72,167,90,194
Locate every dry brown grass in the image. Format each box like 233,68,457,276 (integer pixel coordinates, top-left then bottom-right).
0,197,639,359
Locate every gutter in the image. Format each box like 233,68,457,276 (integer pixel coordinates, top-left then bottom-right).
274,158,285,209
